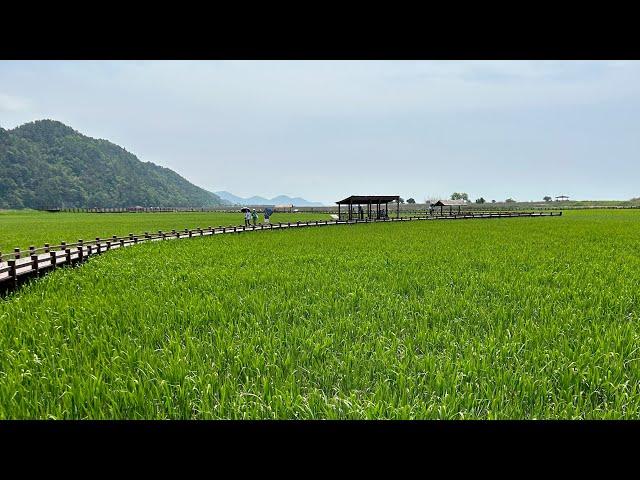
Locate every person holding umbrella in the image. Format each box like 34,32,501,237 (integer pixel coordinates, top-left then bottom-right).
242,207,251,226
263,207,273,224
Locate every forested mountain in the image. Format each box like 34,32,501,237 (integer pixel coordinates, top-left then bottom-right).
0,120,224,209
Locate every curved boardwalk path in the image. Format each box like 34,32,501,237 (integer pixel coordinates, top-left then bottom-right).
0,211,562,293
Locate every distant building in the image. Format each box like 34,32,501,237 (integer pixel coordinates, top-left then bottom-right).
275,204,293,213
555,195,570,201
431,199,466,215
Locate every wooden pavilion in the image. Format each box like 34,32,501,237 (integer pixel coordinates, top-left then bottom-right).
431,199,466,215
336,195,400,221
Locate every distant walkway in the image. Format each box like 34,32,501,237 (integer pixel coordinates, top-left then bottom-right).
0,211,562,293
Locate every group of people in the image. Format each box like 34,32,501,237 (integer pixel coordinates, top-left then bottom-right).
244,208,272,226
354,205,388,220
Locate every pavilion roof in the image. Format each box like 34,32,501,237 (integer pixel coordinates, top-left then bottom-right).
432,200,467,206
336,195,400,205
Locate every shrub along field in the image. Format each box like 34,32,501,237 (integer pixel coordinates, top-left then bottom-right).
0,210,639,419
0,209,332,253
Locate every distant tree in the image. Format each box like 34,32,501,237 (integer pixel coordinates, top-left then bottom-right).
475,197,486,204
406,198,416,204
505,198,516,203
398,197,405,204
491,200,496,203
543,196,552,202
450,192,469,201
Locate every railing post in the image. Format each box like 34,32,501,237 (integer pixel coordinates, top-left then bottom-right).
96,238,101,254
44,243,50,254
13,248,20,260
7,260,17,288
77,245,84,263
65,248,72,265
50,251,57,266
31,255,39,277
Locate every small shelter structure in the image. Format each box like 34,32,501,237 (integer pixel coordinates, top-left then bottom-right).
431,199,466,215
555,195,569,201
275,204,293,213
336,195,400,221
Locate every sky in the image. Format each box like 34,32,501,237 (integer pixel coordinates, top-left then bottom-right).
1,60,639,205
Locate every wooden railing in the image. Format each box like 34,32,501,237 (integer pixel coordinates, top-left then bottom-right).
0,211,562,293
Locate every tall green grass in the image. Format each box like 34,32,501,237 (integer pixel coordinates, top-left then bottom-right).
0,210,331,253
0,210,639,418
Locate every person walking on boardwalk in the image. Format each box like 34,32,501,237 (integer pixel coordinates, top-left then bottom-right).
244,208,251,226
264,207,273,224
251,208,258,226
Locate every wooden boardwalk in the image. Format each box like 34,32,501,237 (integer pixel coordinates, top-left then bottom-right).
0,211,562,292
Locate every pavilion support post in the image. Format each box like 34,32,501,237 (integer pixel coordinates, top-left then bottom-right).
397,199,400,219
338,203,341,221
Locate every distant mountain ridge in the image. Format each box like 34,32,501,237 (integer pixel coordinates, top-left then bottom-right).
215,191,324,207
0,120,224,209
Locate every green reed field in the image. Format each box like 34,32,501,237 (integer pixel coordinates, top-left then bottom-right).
0,209,331,253
1,209,639,419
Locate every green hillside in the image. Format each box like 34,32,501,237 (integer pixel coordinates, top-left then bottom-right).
0,120,223,209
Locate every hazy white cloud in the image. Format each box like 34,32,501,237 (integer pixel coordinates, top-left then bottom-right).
0,92,31,113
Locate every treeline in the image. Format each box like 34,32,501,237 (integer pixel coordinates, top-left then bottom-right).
0,120,224,209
